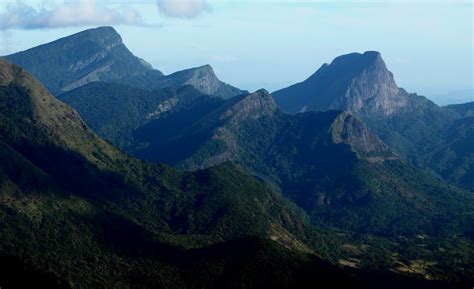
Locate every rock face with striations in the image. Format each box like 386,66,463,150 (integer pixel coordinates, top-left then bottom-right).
220,89,277,122
273,51,408,116
150,64,247,99
4,26,160,95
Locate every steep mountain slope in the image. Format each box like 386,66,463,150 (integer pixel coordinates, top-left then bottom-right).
58,81,226,153
273,51,408,116
0,58,354,288
273,51,473,190
4,26,160,96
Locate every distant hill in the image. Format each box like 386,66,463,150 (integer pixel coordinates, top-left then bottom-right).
447,101,474,118
430,89,474,106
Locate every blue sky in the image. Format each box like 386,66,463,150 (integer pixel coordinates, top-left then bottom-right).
0,0,472,104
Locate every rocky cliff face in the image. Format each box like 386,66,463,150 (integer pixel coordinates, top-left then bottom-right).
151,65,246,99
4,26,159,95
330,53,407,116
273,51,409,117
330,112,396,161
221,89,277,122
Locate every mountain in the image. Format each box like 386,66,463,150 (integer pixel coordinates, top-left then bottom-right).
4,26,245,99
62,84,474,280
447,101,474,118
58,81,226,154
135,90,474,235
64,81,473,237
427,102,474,189
1,56,459,289
273,51,474,191
4,26,160,96
0,58,333,288
146,65,247,99
273,51,409,116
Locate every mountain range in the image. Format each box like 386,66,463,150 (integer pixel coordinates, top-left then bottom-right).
1,26,473,288
273,51,474,191
0,57,335,288
4,26,245,99
2,52,461,289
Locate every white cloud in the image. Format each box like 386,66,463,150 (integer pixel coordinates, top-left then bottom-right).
0,0,144,30
156,0,209,18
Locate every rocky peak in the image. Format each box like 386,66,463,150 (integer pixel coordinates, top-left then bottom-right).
330,111,395,161
221,89,277,122
186,65,220,87
169,65,221,94
329,52,405,116
155,64,246,99
273,51,409,116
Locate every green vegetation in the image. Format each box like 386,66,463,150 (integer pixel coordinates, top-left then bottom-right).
364,94,474,191
2,59,438,289
51,80,474,283
58,82,224,154
2,43,473,287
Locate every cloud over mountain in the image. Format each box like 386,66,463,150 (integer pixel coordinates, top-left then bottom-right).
0,0,143,30
156,0,209,18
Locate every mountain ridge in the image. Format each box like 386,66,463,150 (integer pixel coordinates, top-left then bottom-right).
146,64,247,99
4,26,246,99
4,26,159,96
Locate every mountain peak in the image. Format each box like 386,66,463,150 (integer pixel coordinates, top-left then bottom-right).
273,51,407,116
185,64,217,80
4,26,158,95
69,26,122,46
330,50,382,67
155,64,246,99
330,111,395,161
221,90,276,122
194,64,213,72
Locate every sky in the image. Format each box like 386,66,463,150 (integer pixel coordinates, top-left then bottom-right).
0,0,472,104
